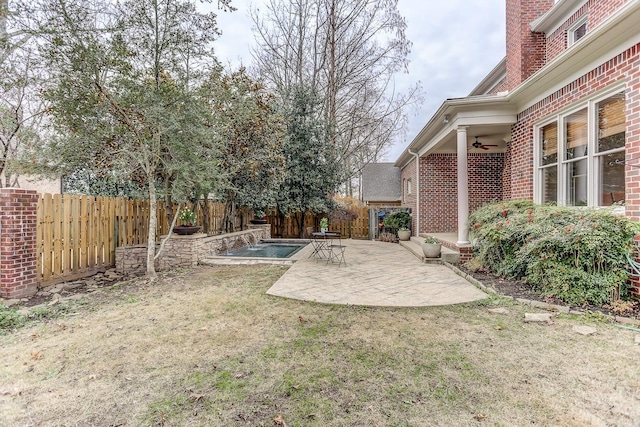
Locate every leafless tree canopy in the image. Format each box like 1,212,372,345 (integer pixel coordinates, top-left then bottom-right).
0,0,48,187
251,0,421,193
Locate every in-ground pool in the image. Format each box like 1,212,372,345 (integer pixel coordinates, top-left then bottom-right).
223,242,307,258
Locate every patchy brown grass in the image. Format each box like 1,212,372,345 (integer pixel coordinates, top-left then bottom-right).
1,265,639,426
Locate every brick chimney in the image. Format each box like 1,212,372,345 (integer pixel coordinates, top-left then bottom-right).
505,0,554,90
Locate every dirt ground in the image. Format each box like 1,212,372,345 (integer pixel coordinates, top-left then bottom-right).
1,264,640,426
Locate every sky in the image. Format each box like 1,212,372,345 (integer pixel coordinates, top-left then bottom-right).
208,0,507,162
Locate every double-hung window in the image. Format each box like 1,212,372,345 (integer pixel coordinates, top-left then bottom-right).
535,91,626,207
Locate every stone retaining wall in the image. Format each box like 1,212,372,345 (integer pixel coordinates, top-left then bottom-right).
115,228,268,275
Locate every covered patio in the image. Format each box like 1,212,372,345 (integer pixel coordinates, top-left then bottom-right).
395,92,516,254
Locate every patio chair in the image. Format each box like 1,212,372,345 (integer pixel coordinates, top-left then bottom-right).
326,232,346,267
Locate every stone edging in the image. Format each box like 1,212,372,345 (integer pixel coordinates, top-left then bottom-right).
444,262,640,327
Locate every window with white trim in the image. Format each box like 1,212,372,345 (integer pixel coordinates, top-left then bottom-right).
568,16,587,46
535,91,626,207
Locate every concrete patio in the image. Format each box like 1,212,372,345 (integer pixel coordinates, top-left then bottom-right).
265,239,487,307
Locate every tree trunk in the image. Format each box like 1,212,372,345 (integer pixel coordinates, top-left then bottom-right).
299,210,306,238
146,174,158,279
200,194,210,234
276,206,285,238
327,0,337,147
222,191,236,233
0,0,7,43
163,175,174,226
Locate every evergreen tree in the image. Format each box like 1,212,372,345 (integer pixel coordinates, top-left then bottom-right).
276,86,343,237
23,0,231,278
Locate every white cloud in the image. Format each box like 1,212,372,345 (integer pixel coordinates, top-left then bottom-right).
208,0,506,161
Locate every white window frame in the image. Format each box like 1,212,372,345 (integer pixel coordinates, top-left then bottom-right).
533,119,560,205
567,15,587,46
534,86,626,207
561,105,590,206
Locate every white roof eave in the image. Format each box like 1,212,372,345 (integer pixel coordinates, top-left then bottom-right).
530,0,588,34
394,94,515,167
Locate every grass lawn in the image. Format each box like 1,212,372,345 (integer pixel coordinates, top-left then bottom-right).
1,265,639,426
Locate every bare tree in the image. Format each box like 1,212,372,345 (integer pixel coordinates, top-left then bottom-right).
251,0,421,194
0,0,47,187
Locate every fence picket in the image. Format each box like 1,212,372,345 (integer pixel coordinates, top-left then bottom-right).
52,194,64,277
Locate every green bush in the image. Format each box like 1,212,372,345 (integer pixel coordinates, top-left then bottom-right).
383,211,411,230
0,305,25,334
468,201,640,305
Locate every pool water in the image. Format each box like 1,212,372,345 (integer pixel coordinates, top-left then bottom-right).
223,243,307,258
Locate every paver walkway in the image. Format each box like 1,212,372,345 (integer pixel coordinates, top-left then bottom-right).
266,239,487,307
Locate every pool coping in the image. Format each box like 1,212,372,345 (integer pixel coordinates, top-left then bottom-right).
200,239,312,266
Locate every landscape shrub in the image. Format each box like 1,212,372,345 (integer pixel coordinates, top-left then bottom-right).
383,211,411,230
468,201,640,305
0,306,25,334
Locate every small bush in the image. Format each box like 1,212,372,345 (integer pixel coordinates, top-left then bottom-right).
379,232,397,243
383,211,411,230
468,201,640,305
0,301,82,334
0,305,26,334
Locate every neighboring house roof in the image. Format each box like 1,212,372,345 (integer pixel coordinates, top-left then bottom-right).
362,163,401,202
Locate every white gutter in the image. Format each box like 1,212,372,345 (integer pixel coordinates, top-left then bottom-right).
408,148,420,237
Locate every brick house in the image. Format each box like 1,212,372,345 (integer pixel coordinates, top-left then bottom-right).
395,0,640,259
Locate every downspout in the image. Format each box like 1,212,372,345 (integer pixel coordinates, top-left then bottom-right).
408,149,420,237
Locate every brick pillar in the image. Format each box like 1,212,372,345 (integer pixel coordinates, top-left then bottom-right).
0,189,39,299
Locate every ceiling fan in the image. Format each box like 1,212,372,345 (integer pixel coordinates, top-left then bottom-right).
472,136,498,150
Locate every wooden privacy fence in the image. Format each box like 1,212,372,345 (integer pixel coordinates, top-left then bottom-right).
36,193,369,285
36,194,250,285
37,194,155,285
267,206,370,239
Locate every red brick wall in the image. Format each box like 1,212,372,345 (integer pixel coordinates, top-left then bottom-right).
490,77,509,95
418,153,504,234
626,46,640,221
502,140,513,200
0,189,39,299
546,0,629,62
590,0,630,28
420,154,458,233
469,153,505,213
505,0,554,90
401,157,418,233
506,44,640,218
546,3,589,61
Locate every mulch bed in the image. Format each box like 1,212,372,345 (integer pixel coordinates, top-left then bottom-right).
458,265,640,321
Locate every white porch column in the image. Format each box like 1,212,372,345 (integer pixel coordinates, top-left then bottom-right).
457,126,470,245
